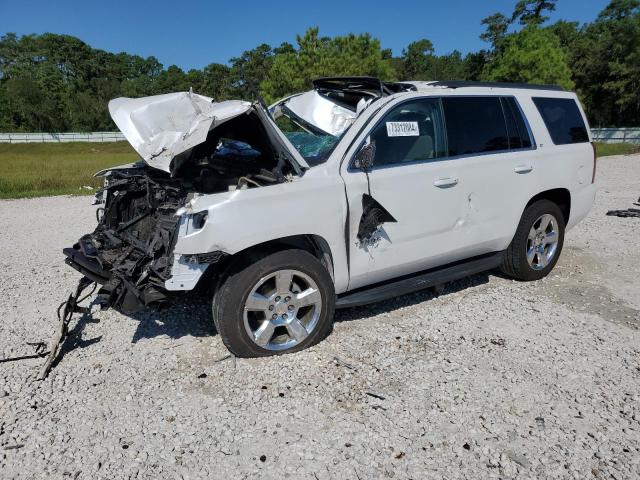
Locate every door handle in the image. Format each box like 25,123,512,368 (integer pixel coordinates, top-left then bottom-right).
433,177,458,188
514,165,533,174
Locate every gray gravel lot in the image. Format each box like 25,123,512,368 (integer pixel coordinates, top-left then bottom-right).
1,155,639,479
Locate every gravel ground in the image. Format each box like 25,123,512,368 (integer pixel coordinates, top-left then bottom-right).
1,155,639,479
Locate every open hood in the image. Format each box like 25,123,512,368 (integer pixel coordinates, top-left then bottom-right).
109,92,308,173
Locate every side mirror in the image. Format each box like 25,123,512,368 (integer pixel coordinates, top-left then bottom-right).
354,139,375,171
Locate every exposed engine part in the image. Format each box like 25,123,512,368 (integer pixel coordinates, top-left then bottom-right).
65,132,289,312
88,171,186,311
237,176,262,189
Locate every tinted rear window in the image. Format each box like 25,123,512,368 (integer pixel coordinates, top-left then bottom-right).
532,97,589,145
442,97,509,156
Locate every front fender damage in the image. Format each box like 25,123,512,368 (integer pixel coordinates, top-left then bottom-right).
44,87,328,377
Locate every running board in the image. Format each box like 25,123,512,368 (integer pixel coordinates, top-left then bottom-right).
336,252,503,309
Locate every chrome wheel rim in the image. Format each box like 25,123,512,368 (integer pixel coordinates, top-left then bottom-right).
243,269,322,351
527,214,559,270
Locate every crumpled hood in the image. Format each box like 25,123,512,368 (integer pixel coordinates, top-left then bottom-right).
108,92,252,173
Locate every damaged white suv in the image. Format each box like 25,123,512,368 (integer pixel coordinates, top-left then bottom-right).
65,77,597,357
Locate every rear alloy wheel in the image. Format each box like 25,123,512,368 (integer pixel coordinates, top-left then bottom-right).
213,249,335,357
526,213,560,270
500,199,565,281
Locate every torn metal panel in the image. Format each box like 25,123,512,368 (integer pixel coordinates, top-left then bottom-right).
109,93,309,174
272,77,416,138
357,194,397,244
109,92,252,172
164,254,210,291
283,91,357,136
312,77,417,96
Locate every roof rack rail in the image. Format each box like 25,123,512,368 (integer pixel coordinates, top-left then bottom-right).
429,80,565,92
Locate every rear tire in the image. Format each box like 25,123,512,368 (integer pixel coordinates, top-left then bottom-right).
500,200,565,281
213,249,335,357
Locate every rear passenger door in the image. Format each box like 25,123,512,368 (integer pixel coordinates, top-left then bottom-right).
437,95,539,256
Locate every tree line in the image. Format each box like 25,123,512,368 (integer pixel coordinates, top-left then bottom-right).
0,0,638,132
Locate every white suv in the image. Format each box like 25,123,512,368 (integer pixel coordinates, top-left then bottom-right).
65,77,597,357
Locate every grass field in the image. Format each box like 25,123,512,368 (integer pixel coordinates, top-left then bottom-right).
0,142,138,199
0,141,638,199
594,142,640,157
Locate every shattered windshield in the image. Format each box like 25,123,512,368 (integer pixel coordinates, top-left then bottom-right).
275,114,342,166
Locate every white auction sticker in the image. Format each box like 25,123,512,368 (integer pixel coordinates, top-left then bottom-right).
386,121,419,137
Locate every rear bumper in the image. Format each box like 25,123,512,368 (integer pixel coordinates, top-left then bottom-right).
567,183,596,230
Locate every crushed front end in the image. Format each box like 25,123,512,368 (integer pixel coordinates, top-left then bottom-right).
64,166,189,311
63,92,309,312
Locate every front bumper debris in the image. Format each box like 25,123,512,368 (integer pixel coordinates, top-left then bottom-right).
64,246,111,285
39,276,96,380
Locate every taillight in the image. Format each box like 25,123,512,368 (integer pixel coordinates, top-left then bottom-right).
591,142,597,183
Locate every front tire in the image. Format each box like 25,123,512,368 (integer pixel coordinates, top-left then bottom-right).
213,249,335,357
500,199,565,281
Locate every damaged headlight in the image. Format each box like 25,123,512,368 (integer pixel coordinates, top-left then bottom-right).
181,210,209,235
176,208,209,235
191,210,208,230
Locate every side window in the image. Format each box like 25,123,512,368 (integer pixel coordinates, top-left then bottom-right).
442,96,509,156
369,98,446,167
532,97,589,145
502,97,533,149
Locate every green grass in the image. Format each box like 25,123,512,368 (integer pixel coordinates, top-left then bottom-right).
595,142,640,158
0,140,638,199
0,142,138,199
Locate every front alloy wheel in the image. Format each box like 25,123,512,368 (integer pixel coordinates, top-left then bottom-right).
213,249,335,357
243,269,322,351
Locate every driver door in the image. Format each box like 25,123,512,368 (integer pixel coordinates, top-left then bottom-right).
341,97,466,290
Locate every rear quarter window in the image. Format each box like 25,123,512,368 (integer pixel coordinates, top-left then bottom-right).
532,97,589,145
502,97,532,149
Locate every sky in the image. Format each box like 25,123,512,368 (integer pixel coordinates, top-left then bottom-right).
1,0,610,71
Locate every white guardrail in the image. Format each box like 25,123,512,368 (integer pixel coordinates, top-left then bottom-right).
0,129,639,144
590,128,640,144
0,132,126,143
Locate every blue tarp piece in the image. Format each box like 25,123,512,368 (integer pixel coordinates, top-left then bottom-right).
215,139,261,158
